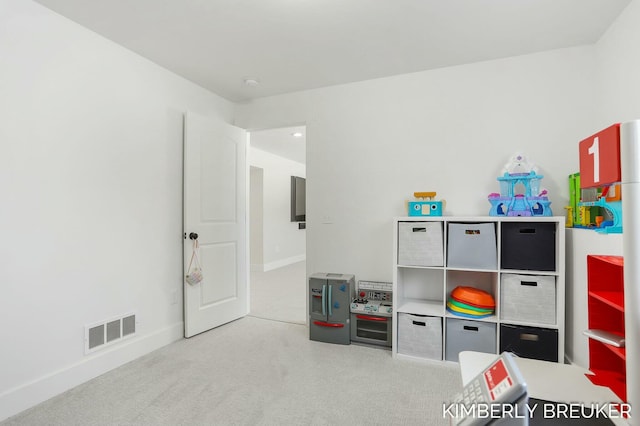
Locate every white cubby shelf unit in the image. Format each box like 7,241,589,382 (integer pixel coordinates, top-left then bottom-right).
392,216,565,364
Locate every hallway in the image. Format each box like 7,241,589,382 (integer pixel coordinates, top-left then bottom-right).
249,261,306,324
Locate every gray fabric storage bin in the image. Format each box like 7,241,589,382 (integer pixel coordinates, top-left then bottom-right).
397,313,442,360
398,222,444,267
500,274,556,325
447,223,497,269
445,318,496,362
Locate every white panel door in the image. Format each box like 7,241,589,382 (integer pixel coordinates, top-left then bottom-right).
183,112,248,337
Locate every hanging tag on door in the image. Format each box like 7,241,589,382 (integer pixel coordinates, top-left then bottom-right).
186,268,203,285
185,240,204,285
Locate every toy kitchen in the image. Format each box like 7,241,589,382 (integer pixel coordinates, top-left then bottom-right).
350,280,393,348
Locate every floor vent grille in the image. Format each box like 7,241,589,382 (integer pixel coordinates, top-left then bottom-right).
85,313,136,354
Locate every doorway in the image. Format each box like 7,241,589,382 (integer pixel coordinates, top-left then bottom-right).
248,125,307,324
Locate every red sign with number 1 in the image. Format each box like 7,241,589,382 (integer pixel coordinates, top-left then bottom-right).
579,124,621,188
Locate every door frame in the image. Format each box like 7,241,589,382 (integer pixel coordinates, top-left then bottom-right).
246,124,308,324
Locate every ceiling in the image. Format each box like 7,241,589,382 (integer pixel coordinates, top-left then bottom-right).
35,0,630,103
250,126,306,164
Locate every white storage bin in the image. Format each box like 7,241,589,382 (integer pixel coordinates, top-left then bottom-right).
397,313,442,360
398,222,444,267
445,318,496,362
500,274,556,325
447,223,497,269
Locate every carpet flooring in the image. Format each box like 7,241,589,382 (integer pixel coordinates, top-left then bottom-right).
3,262,463,425
2,316,462,426
249,261,306,325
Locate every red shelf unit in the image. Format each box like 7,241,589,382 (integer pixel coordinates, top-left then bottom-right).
585,255,626,403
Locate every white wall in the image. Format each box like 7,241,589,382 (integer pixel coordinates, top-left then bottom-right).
594,0,640,128
250,166,265,268
249,148,306,271
0,0,234,420
594,1,640,412
236,47,598,283
561,0,640,370
561,0,640,371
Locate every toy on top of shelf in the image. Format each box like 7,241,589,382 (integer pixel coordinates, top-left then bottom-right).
408,191,445,216
569,123,623,233
488,153,553,217
565,172,623,233
578,189,622,233
567,172,581,226
564,206,574,228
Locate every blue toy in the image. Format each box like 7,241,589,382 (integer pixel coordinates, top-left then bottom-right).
488,154,553,217
578,192,622,234
408,192,444,216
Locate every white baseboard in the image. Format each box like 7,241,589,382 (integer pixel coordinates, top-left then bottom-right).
0,322,184,422
263,254,306,272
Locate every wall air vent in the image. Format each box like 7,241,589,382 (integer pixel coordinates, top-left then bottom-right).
85,313,137,354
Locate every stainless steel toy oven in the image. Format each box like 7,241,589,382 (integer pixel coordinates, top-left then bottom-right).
350,281,393,347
